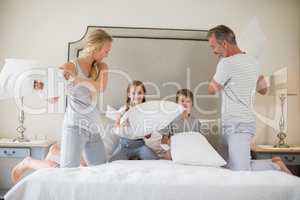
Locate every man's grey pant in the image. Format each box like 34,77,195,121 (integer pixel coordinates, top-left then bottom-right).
60,125,107,168
220,121,279,171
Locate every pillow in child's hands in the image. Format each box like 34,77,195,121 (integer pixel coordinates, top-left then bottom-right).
122,100,185,138
105,105,126,121
171,132,226,167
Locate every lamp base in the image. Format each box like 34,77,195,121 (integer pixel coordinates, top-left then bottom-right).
12,137,30,143
274,131,289,148
273,143,290,148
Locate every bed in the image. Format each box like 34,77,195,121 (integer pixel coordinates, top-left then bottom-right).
5,160,300,200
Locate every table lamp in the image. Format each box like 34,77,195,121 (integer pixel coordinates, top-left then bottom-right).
266,68,298,148
0,58,40,142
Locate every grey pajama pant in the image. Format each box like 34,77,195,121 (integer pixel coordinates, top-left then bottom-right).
220,121,280,171
60,125,107,168
110,138,159,161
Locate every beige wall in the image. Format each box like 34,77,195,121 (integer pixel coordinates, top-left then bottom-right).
0,0,299,145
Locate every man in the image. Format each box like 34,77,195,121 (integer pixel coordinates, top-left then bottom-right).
207,25,290,173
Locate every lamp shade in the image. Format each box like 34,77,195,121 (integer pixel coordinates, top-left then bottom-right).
0,58,40,99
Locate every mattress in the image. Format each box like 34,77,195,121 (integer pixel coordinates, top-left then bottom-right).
5,160,300,200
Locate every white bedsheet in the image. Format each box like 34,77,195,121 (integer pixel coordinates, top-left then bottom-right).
5,160,300,200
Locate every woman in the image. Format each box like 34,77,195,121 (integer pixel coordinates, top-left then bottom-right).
60,29,112,167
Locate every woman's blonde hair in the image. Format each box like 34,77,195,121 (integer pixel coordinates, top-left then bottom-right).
81,29,113,80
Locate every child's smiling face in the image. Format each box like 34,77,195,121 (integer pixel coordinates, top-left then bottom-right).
177,95,193,114
128,85,145,105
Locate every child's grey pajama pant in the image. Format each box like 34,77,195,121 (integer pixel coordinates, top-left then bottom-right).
110,138,158,161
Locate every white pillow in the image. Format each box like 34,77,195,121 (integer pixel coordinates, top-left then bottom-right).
120,100,185,138
98,115,120,158
144,131,165,157
105,105,126,121
171,132,226,167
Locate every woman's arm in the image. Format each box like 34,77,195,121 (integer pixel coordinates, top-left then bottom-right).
74,62,108,92
59,62,77,80
59,62,108,92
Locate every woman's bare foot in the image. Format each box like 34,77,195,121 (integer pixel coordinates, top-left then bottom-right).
11,157,32,184
272,156,292,175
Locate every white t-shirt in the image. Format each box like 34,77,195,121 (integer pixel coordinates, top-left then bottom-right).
213,53,260,123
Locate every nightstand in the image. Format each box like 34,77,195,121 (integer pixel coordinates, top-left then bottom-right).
0,139,54,199
251,145,300,176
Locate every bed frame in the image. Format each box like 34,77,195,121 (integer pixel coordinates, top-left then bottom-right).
67,26,220,146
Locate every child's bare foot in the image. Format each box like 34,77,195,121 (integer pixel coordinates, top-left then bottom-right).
11,156,32,184
272,156,292,175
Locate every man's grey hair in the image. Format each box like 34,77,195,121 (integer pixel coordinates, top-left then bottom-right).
207,25,237,45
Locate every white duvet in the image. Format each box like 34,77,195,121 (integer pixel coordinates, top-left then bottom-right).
5,160,300,200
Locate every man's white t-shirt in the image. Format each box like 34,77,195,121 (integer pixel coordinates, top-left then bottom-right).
213,53,260,123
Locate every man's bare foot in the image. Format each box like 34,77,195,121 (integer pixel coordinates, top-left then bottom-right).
272,157,292,175
11,157,32,184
